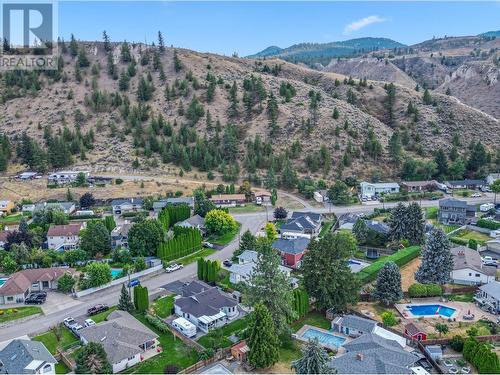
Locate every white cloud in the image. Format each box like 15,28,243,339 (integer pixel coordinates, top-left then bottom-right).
343,15,387,35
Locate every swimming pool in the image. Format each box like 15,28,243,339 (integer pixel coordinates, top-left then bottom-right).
300,328,346,350
0,277,8,287
348,259,369,273
406,304,456,318
111,268,123,279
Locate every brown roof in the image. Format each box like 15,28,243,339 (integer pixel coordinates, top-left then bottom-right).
0,268,74,296
47,224,81,237
209,194,246,201
405,322,425,336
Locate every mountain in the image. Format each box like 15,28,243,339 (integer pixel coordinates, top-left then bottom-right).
248,37,406,66
481,30,500,38
1,40,498,183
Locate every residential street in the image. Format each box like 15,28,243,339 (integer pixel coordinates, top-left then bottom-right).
0,193,494,342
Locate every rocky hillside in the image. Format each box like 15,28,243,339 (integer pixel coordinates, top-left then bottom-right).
0,40,498,183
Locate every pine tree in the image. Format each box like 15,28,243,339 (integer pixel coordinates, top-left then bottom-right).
434,148,449,178
291,338,331,374
422,88,433,105
69,34,78,57
102,30,111,52
372,261,403,306
406,202,425,245
332,107,339,120
158,31,165,53
388,131,402,165
415,228,453,285
267,92,279,136
120,41,132,63
118,284,134,312
173,49,182,72
247,304,280,369
228,81,239,118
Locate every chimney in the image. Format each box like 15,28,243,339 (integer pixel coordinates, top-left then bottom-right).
356,353,364,361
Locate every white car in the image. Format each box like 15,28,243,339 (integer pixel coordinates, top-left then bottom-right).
471,193,481,198
482,256,498,266
84,319,96,327
63,317,77,329
165,263,183,273
203,241,215,249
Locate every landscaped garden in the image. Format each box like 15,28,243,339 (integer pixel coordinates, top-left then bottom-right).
0,306,42,324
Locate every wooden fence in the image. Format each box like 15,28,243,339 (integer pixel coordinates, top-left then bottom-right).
421,334,500,346
165,321,205,352
179,348,231,374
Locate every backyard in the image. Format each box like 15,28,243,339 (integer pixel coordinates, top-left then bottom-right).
197,315,251,349
0,306,42,324
319,221,334,237
152,295,175,318
206,222,241,246
33,326,79,355
290,311,331,332
454,229,492,245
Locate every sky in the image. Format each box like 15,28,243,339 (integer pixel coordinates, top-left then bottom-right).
58,1,500,56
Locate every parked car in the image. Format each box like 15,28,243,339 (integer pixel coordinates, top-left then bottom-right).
84,319,96,327
71,323,83,334
203,241,214,249
35,291,47,298
127,279,141,288
482,256,498,266
87,304,109,316
223,259,233,267
165,263,183,273
63,317,78,329
24,295,44,305
471,193,481,198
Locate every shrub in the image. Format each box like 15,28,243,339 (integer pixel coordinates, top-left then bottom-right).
450,335,465,352
163,365,179,374
477,219,500,230
144,314,169,333
425,284,443,297
450,236,468,246
381,311,397,326
115,178,124,185
408,283,427,298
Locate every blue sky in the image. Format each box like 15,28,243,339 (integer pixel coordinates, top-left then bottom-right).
59,1,500,56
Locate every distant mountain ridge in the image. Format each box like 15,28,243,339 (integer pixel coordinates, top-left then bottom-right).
247,37,406,65
481,30,500,38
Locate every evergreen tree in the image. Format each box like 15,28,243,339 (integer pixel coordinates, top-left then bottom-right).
388,131,403,165
434,148,449,178
388,203,425,245
118,70,130,91
247,304,280,369
118,284,134,312
422,88,433,105
384,82,396,126
69,34,78,57
120,41,132,63
158,31,165,53
102,30,111,52
267,92,279,136
372,261,403,306
291,338,331,374
77,48,90,68
415,228,453,285
75,342,112,374
228,81,239,118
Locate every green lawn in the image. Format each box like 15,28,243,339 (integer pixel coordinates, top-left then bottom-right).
426,207,438,220
92,306,117,323
290,311,331,332
319,221,334,237
55,362,70,374
0,213,25,223
447,292,475,302
176,248,216,266
123,313,198,374
33,326,79,355
197,315,251,349
455,230,492,244
278,340,303,366
206,222,241,246
152,295,175,318
228,204,265,214
0,306,42,323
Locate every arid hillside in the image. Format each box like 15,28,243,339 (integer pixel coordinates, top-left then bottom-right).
0,39,499,183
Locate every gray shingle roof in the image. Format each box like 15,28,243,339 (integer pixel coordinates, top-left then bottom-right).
272,238,310,255
452,246,497,276
365,220,390,235
153,197,194,210
479,281,500,301
329,333,420,374
291,211,322,222
0,339,56,374
446,179,485,186
440,198,469,208
339,315,378,333
111,198,143,206
237,250,258,264
174,287,237,318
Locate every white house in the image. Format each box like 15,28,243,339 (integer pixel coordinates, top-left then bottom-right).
451,246,496,285
475,281,500,314
175,214,205,233
111,198,143,215
228,250,292,284
486,173,500,186
313,190,329,203
0,339,57,374
360,182,400,198
48,170,90,185
47,224,82,251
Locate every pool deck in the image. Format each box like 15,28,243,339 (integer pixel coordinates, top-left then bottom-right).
294,324,351,350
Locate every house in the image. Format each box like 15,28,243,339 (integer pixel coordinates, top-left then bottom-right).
328,333,420,374
313,190,329,203
400,180,439,193
445,179,486,190
365,220,390,236
0,200,15,214
272,237,310,268
17,171,39,180
78,310,159,373
336,213,363,231
173,281,239,333
47,170,90,185
475,281,500,314
111,198,143,215
0,231,8,249
486,173,500,186
175,214,205,233
360,182,400,198
111,223,133,249
280,212,323,239
332,314,406,347
231,341,249,363
438,198,476,225
153,197,195,213
47,224,82,251
451,246,496,285
404,323,427,341
27,202,76,215
253,191,272,205
209,194,246,208
227,250,292,284
480,239,500,259
0,268,74,304
0,339,57,374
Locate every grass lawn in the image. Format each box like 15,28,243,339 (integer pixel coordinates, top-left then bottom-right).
0,213,25,223
206,222,241,246
278,340,303,365
55,362,70,374
447,292,475,302
290,311,331,332
229,204,265,214
319,221,334,237
152,295,175,318
426,207,438,220
176,248,216,266
455,230,492,244
33,326,79,355
197,315,251,349
123,313,198,374
92,306,117,323
0,306,42,323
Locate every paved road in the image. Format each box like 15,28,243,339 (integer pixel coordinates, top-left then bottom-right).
0,193,494,342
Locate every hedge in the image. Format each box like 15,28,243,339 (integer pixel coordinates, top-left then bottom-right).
477,219,500,230
380,191,442,202
144,314,169,333
357,246,420,284
133,286,149,312
449,236,468,246
157,228,202,261
293,289,309,319
408,283,442,297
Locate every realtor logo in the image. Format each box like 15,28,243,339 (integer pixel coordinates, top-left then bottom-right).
1,0,58,70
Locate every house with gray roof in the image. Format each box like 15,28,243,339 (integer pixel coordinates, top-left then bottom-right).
111,198,143,215
237,250,258,264
280,212,322,239
228,250,291,284
78,310,159,373
272,237,310,268
476,281,500,314
0,339,57,374
175,214,205,233
451,246,496,285
329,333,421,374
445,179,486,190
153,197,195,213
360,182,400,199
438,198,476,225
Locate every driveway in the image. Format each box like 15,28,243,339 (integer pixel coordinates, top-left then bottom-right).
41,292,83,315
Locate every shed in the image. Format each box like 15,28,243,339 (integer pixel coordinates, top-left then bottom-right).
425,345,443,360
231,341,249,362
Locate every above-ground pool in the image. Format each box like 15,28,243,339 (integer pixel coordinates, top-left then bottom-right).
300,328,346,350
406,304,456,318
0,277,8,287
111,268,123,279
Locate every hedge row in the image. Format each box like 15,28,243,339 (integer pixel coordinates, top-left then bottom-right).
292,289,309,319
477,219,500,230
408,283,442,297
449,236,469,246
145,314,169,333
157,228,202,261
133,285,149,312
357,246,420,284
380,191,442,202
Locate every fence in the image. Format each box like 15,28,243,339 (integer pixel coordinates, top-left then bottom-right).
178,348,232,374
74,265,163,298
165,321,205,352
421,334,500,346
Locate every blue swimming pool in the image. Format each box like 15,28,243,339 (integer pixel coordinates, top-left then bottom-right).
111,268,123,279
300,328,346,350
0,277,8,287
407,304,456,318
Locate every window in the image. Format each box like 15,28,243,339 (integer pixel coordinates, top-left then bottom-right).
469,273,472,276
42,364,52,373
127,356,135,361
7,296,13,301
475,274,480,277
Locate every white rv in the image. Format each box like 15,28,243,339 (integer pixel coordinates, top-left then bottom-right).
172,317,197,338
